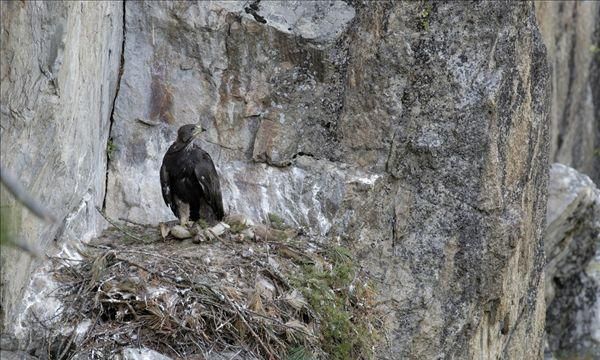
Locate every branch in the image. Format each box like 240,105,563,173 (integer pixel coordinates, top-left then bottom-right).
95,206,146,243
0,165,55,222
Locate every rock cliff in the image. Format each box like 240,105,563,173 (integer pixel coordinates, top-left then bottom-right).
535,1,600,184
106,1,550,358
1,1,557,359
0,1,123,333
545,164,600,358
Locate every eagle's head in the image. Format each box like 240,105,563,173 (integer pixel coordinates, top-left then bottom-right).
177,124,206,143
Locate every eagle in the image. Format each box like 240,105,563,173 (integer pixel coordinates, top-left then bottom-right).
160,124,224,226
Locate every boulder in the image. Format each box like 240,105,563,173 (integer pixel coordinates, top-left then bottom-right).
545,163,600,358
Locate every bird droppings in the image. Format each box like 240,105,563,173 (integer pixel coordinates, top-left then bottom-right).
31,217,383,359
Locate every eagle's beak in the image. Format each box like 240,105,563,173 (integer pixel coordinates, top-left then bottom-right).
193,125,206,137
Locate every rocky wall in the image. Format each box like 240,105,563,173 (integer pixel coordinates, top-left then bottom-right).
106,1,550,358
0,1,123,333
535,1,600,184
545,164,600,358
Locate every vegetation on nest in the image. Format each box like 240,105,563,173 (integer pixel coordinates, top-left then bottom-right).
268,212,288,231
292,246,379,360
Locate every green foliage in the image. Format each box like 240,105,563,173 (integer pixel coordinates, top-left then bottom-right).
268,212,288,230
0,206,10,247
292,246,378,360
287,346,315,360
229,221,247,234
196,218,209,229
106,139,117,160
419,3,433,32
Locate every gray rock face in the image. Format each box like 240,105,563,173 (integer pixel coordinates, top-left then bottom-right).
105,0,360,224
0,1,123,332
535,2,600,184
106,1,550,358
545,163,600,358
0,350,38,360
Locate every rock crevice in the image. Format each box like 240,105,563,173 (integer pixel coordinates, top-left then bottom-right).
103,1,127,212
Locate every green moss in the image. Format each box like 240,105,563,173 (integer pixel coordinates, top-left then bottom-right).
106,139,117,161
291,245,378,360
0,206,11,247
419,3,433,32
268,212,288,230
196,219,209,229
229,221,247,234
287,346,314,360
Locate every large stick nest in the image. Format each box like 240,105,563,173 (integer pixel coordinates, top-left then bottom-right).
40,216,383,360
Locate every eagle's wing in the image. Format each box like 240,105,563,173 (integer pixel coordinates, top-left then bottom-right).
160,159,173,209
193,150,225,220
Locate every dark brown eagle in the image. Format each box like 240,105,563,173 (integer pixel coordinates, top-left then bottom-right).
160,124,224,226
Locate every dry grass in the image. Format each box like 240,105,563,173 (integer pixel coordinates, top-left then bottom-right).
39,217,383,359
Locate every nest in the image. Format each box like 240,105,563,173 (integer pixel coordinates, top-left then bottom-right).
40,215,383,359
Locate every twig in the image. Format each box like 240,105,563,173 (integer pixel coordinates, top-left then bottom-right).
161,340,183,358
95,207,146,242
79,314,101,350
220,291,275,359
245,309,316,339
201,139,241,152
57,326,77,360
118,217,149,227
136,118,160,127
0,165,55,222
56,282,86,360
227,349,243,360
